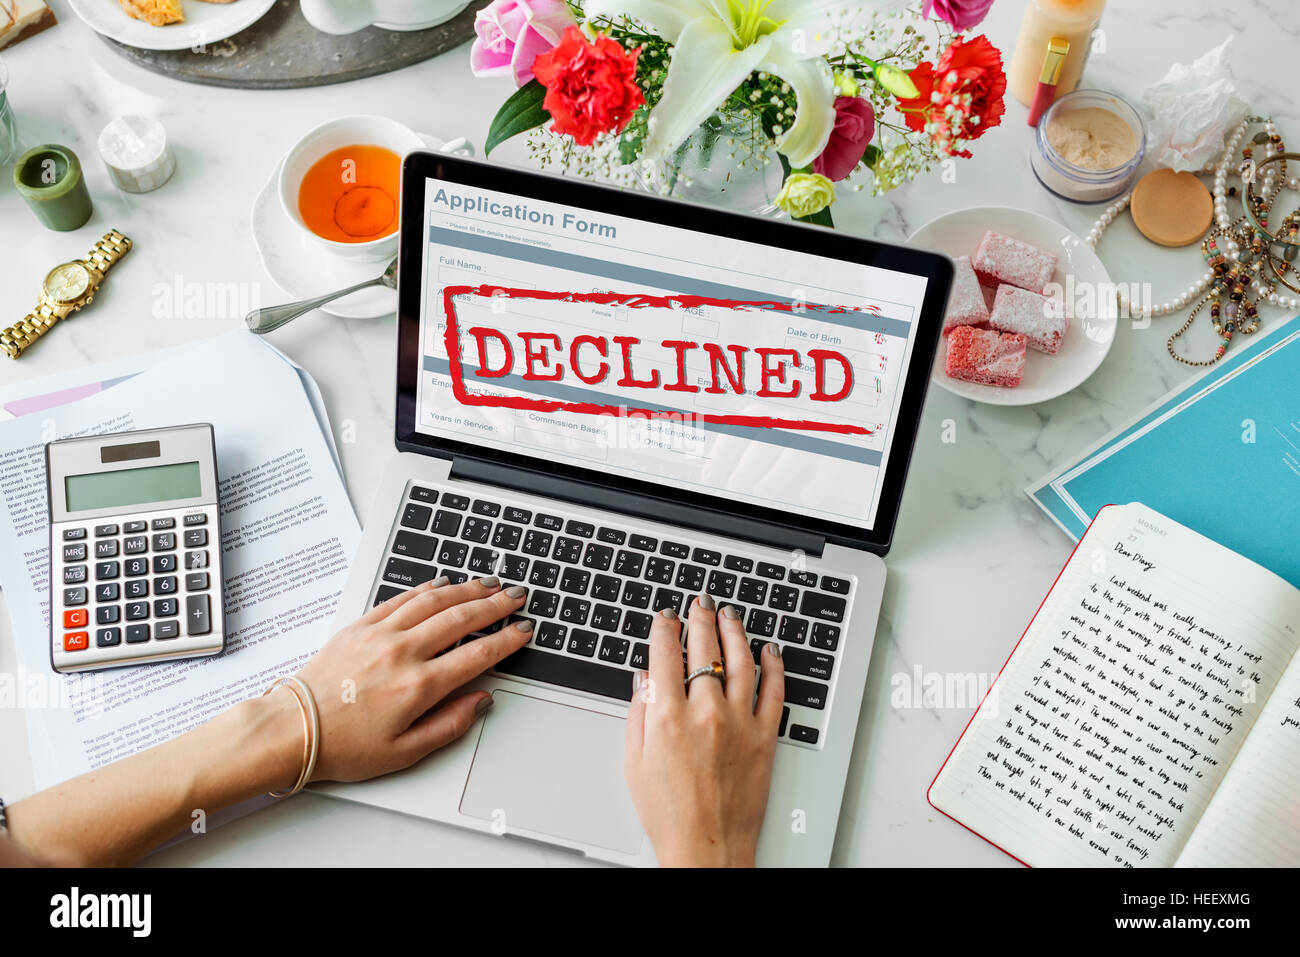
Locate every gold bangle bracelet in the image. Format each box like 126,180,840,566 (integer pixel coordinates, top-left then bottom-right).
263,676,321,798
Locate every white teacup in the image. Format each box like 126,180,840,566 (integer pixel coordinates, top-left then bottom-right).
277,114,472,264
300,0,469,35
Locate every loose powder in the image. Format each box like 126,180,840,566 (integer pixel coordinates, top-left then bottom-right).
1046,106,1138,171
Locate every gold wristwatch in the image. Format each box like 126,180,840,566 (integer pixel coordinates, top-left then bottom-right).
1,230,133,359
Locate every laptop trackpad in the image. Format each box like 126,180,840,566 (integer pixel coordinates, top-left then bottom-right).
459,691,644,856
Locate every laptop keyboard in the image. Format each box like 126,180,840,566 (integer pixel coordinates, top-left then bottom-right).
368,482,856,749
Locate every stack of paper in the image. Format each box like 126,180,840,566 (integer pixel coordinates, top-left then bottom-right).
0,331,360,791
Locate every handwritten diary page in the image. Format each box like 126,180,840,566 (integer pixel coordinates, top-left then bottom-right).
928,503,1300,867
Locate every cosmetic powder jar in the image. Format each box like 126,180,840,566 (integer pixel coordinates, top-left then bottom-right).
1030,90,1145,204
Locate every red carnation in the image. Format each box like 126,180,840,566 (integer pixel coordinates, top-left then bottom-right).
532,26,644,147
896,34,1006,158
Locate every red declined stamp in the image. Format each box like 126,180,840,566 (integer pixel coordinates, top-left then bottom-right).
441,285,873,436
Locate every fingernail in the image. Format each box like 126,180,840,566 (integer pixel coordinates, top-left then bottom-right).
475,695,494,716
430,576,450,588
515,619,534,634
479,576,501,588
722,605,740,620
632,671,645,694
505,584,527,599
766,642,782,659
661,607,678,621
697,593,715,612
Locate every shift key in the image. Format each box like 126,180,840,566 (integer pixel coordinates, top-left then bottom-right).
186,594,211,636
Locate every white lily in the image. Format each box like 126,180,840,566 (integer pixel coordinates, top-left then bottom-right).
584,0,875,168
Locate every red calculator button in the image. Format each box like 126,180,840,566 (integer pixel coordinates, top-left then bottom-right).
64,609,88,628
63,632,89,651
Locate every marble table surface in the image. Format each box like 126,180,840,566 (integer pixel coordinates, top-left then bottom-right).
1,0,1294,867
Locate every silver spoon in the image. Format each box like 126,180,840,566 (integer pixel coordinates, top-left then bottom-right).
245,258,398,334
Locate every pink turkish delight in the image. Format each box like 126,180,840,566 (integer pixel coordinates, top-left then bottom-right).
972,230,1057,293
945,326,1027,388
943,256,990,334
988,284,1067,354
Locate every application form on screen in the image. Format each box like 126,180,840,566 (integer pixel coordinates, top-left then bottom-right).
415,179,931,531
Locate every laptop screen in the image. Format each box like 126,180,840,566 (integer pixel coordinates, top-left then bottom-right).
398,156,949,551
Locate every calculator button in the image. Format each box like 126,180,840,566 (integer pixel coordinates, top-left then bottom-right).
151,517,175,530
63,632,89,652
94,524,119,537
152,533,176,551
123,520,148,533
156,620,180,640
124,536,148,555
96,628,121,647
95,583,120,602
184,573,208,592
183,529,207,548
154,598,179,618
152,555,177,573
184,550,208,570
63,609,87,628
124,558,148,577
182,513,207,526
96,606,120,625
63,587,87,606
154,576,178,595
94,540,118,558
63,527,87,541
63,565,87,584
125,602,149,621
125,580,148,599
125,624,151,644
95,561,120,581
186,595,211,635
62,544,87,561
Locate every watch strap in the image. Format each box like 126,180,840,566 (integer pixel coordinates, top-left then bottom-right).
85,229,133,277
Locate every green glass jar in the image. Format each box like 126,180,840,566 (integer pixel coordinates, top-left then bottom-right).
14,143,94,231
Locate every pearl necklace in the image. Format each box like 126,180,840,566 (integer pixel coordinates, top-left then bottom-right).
1084,116,1300,336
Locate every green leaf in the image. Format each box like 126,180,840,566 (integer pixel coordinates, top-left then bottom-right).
795,205,835,228
485,80,550,157
862,144,882,169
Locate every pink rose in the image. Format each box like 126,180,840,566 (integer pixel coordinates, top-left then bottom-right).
813,97,876,182
922,0,995,31
470,0,578,88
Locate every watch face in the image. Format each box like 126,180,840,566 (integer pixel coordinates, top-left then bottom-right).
43,262,92,303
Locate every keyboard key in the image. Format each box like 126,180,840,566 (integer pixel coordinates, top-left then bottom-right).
675,563,705,591
810,622,840,651
564,520,595,538
185,551,209,570
491,524,523,550
126,624,151,644
652,588,684,615
63,565,87,584
756,562,785,581
590,604,622,632
719,601,746,622
596,527,626,545
783,647,834,681
186,594,211,635
691,548,721,566
559,597,591,625
629,534,658,552
622,581,652,608
821,576,851,595
535,513,564,531
63,608,87,628
559,567,591,594
468,548,499,575
152,555,177,574
521,530,553,557
392,530,437,561
96,605,120,625
769,584,799,612
401,503,433,530
552,536,583,564
591,574,621,602
123,536,148,555
183,529,207,548
150,517,175,530
156,620,180,640
529,561,560,589
725,555,754,573
494,647,634,701
535,622,567,650
779,616,809,645
124,558,148,577
63,587,87,606
567,629,599,657
95,523,120,537
630,642,650,669
96,583,120,602
789,725,820,744
439,493,469,511
472,499,501,517
181,513,206,527
504,506,532,524
621,611,653,639
783,676,829,710
644,557,675,584
780,706,790,737
788,570,818,588
437,541,469,568
372,585,404,607
527,591,559,618
151,533,175,551
63,527,87,541
441,570,468,585
800,591,847,623
461,517,492,543
125,601,149,621
738,577,768,604
613,550,644,577
185,573,209,592
383,557,442,588
63,631,89,651
431,509,462,537
581,543,614,571
154,576,177,595
409,486,437,504
660,541,689,559
95,561,120,581
63,544,87,562
95,539,119,558
706,570,736,598
154,597,180,618
746,608,777,637
500,555,530,581
598,636,630,664
97,627,121,647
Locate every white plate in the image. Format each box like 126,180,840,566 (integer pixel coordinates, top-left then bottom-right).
252,133,463,319
908,206,1118,407
69,0,276,52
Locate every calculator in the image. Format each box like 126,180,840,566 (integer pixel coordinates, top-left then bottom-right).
46,424,225,673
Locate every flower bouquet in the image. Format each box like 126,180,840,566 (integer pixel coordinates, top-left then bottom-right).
472,0,1007,226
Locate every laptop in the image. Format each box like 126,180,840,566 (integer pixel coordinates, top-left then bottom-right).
314,152,952,866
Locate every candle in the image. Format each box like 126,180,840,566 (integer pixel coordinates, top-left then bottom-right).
13,144,94,231
1007,0,1107,107
98,115,176,194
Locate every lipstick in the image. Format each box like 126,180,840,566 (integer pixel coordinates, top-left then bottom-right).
1027,37,1069,127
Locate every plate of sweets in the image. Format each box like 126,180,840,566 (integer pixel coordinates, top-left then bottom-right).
68,0,276,51
908,206,1118,406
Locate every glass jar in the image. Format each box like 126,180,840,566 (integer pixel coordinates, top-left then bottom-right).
1030,89,1144,204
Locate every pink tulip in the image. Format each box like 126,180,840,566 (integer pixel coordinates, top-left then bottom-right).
470,0,578,88
813,97,876,182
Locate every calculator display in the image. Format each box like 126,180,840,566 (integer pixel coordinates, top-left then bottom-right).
64,461,202,512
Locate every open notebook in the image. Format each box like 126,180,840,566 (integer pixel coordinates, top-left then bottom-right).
929,503,1300,867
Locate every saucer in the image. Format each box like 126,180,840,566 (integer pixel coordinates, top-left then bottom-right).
252,133,451,320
